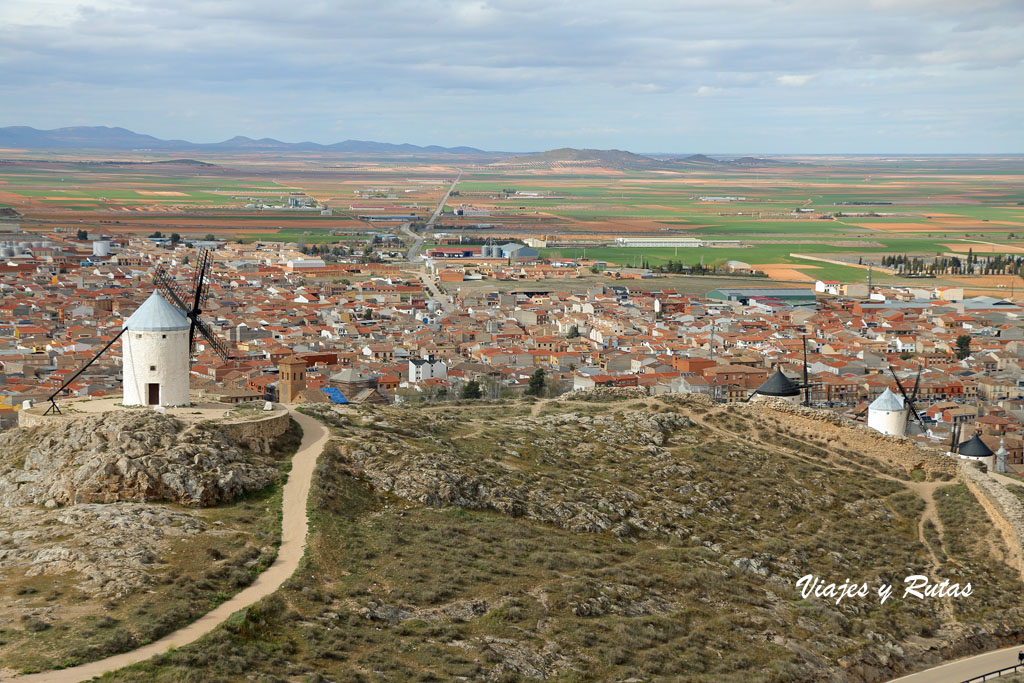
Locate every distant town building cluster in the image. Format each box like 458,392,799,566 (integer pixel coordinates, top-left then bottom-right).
1,226,1023,474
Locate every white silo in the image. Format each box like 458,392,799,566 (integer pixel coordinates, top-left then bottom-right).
867,388,908,436
93,240,111,257
121,291,191,407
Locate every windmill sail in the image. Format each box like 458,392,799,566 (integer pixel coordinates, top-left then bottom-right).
889,367,925,428
152,248,232,365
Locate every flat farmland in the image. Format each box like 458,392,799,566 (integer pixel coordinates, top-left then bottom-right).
0,155,459,239
456,161,1024,241
3,151,1023,295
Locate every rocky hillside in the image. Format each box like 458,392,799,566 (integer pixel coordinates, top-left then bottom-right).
0,411,300,675
102,395,1024,682
0,411,283,507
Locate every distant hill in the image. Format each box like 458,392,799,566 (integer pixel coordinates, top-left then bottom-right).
506,147,668,170
671,153,789,168
0,126,491,156
502,148,792,170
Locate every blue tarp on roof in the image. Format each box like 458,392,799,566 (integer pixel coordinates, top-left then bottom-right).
322,387,349,404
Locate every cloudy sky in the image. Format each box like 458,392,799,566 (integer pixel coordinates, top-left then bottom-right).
1,0,1022,152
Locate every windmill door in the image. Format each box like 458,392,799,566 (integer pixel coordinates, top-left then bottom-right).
147,383,160,405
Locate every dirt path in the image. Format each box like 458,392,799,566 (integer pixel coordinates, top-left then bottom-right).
6,408,330,683
904,480,957,622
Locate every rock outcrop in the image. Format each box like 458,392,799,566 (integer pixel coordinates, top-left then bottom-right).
341,409,719,538
0,503,206,598
0,411,283,508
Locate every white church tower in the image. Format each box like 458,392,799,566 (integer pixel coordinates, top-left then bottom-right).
121,291,191,407
867,388,908,436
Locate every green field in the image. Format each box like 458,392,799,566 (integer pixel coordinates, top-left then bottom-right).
540,235,970,280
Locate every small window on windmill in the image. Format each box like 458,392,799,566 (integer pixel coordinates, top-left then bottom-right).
136,334,142,339
162,334,166,339
150,365,156,371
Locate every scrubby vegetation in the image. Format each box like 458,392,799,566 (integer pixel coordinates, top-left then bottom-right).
101,400,1023,682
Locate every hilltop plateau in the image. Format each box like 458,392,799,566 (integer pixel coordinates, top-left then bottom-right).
0,410,301,675
95,393,1024,682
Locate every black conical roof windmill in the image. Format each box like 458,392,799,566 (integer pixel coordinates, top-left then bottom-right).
152,248,231,364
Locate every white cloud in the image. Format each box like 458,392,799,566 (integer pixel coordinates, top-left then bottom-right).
696,85,725,96
0,0,1020,151
777,74,816,87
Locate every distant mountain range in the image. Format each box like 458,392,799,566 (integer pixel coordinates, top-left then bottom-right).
0,126,790,168
0,126,491,155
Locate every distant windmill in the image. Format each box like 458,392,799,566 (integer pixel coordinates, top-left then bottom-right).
748,336,816,405
889,366,927,435
45,249,230,415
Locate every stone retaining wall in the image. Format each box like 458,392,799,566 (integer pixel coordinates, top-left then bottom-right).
959,462,1024,581
18,406,291,454
18,409,73,429
219,410,291,453
559,387,650,401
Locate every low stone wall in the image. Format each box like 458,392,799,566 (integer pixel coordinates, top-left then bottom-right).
18,409,72,429
559,387,650,401
958,462,1024,581
219,410,291,454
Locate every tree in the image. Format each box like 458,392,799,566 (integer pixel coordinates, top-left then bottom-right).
204,233,216,241
149,231,163,238
170,233,181,244
461,380,482,400
527,368,546,397
76,228,88,240
955,334,972,360
567,324,580,338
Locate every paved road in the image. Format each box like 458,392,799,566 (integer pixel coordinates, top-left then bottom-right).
402,168,462,263
888,645,1024,682
403,169,461,313
6,408,330,683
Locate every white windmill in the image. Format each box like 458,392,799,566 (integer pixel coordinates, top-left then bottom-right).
867,388,908,436
44,249,231,413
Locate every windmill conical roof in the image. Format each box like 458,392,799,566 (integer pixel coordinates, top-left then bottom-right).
123,291,189,332
957,434,994,458
869,388,905,412
755,368,801,397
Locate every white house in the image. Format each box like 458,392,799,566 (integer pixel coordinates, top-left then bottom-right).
409,356,448,383
815,280,842,295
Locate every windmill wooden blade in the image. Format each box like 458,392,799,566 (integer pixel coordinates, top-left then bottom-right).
889,367,924,426
192,248,212,314
153,265,190,314
192,315,231,362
